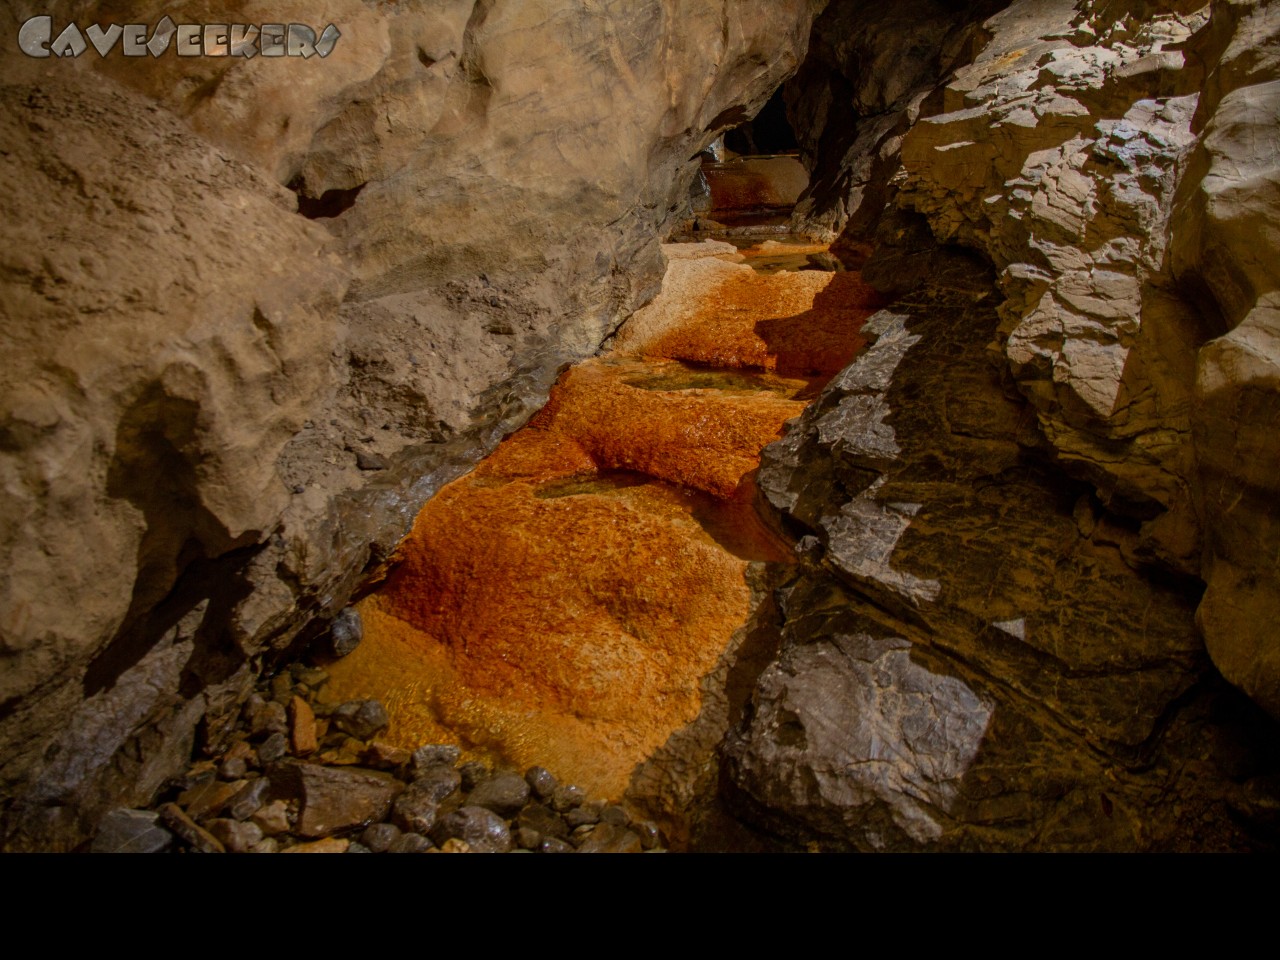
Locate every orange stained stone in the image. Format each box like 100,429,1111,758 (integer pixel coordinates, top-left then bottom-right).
641,269,886,379
322,261,884,803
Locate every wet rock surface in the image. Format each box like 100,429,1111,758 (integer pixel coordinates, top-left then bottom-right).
7,0,1280,855
782,0,1280,719
725,257,1280,851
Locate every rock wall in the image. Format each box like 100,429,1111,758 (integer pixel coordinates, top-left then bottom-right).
784,0,1280,718
719,0,1280,849
0,0,827,849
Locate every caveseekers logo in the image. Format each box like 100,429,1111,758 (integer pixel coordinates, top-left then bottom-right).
18,15,340,58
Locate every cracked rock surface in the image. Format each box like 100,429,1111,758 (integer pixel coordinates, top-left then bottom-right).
726,255,1280,851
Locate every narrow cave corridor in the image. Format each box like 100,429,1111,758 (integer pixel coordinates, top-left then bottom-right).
3,0,1280,854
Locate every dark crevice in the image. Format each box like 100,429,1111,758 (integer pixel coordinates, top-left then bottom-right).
288,176,367,219
724,86,799,155
87,384,254,697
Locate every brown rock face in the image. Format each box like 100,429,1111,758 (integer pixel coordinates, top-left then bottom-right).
779,0,1280,719
0,1,828,849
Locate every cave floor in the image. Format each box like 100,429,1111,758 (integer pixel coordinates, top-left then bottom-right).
320,240,884,824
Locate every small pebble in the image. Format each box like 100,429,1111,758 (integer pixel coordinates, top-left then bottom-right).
550,783,586,813
90,809,173,854
392,787,439,835
219,756,248,781
459,761,488,792
252,800,290,836
467,771,530,817
565,801,601,828
248,700,288,738
347,842,373,854
330,608,363,658
601,805,629,827
158,803,225,854
431,805,512,853
179,779,244,821
331,700,389,740
578,823,643,854
633,819,661,850
516,802,570,841
257,732,288,764
412,764,463,803
412,744,461,772
525,766,557,799
363,741,411,770
209,818,263,854
388,833,433,854
227,778,271,822
361,822,402,853
269,674,294,706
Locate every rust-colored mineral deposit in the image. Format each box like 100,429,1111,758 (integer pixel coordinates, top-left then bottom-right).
323,249,882,798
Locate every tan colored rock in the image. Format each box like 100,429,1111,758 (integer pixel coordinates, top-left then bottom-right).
288,696,317,757
1167,2,1280,716
251,800,291,837
281,837,350,854
362,741,411,769
178,780,247,823
0,0,828,849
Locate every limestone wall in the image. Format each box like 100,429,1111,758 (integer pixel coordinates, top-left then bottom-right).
0,0,827,849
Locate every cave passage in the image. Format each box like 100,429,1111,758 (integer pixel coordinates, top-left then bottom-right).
320,238,887,816
693,86,810,232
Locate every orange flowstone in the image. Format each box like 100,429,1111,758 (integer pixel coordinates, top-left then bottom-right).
642,270,885,379
323,262,883,801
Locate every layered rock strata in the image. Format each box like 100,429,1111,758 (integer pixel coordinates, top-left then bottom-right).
726,252,1279,851
782,0,1280,719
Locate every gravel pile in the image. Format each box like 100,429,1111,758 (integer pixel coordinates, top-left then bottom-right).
89,624,665,854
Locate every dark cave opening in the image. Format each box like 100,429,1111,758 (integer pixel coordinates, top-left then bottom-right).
691,86,808,231
724,86,799,157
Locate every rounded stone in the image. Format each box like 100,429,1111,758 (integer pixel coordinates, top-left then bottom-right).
430,805,512,853
360,822,402,853
411,764,462,804
411,744,461,772
388,832,433,854
330,699,389,741
330,607,363,658
391,787,439,836
524,766,557,799
466,771,530,817
459,761,489,792
549,783,586,813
